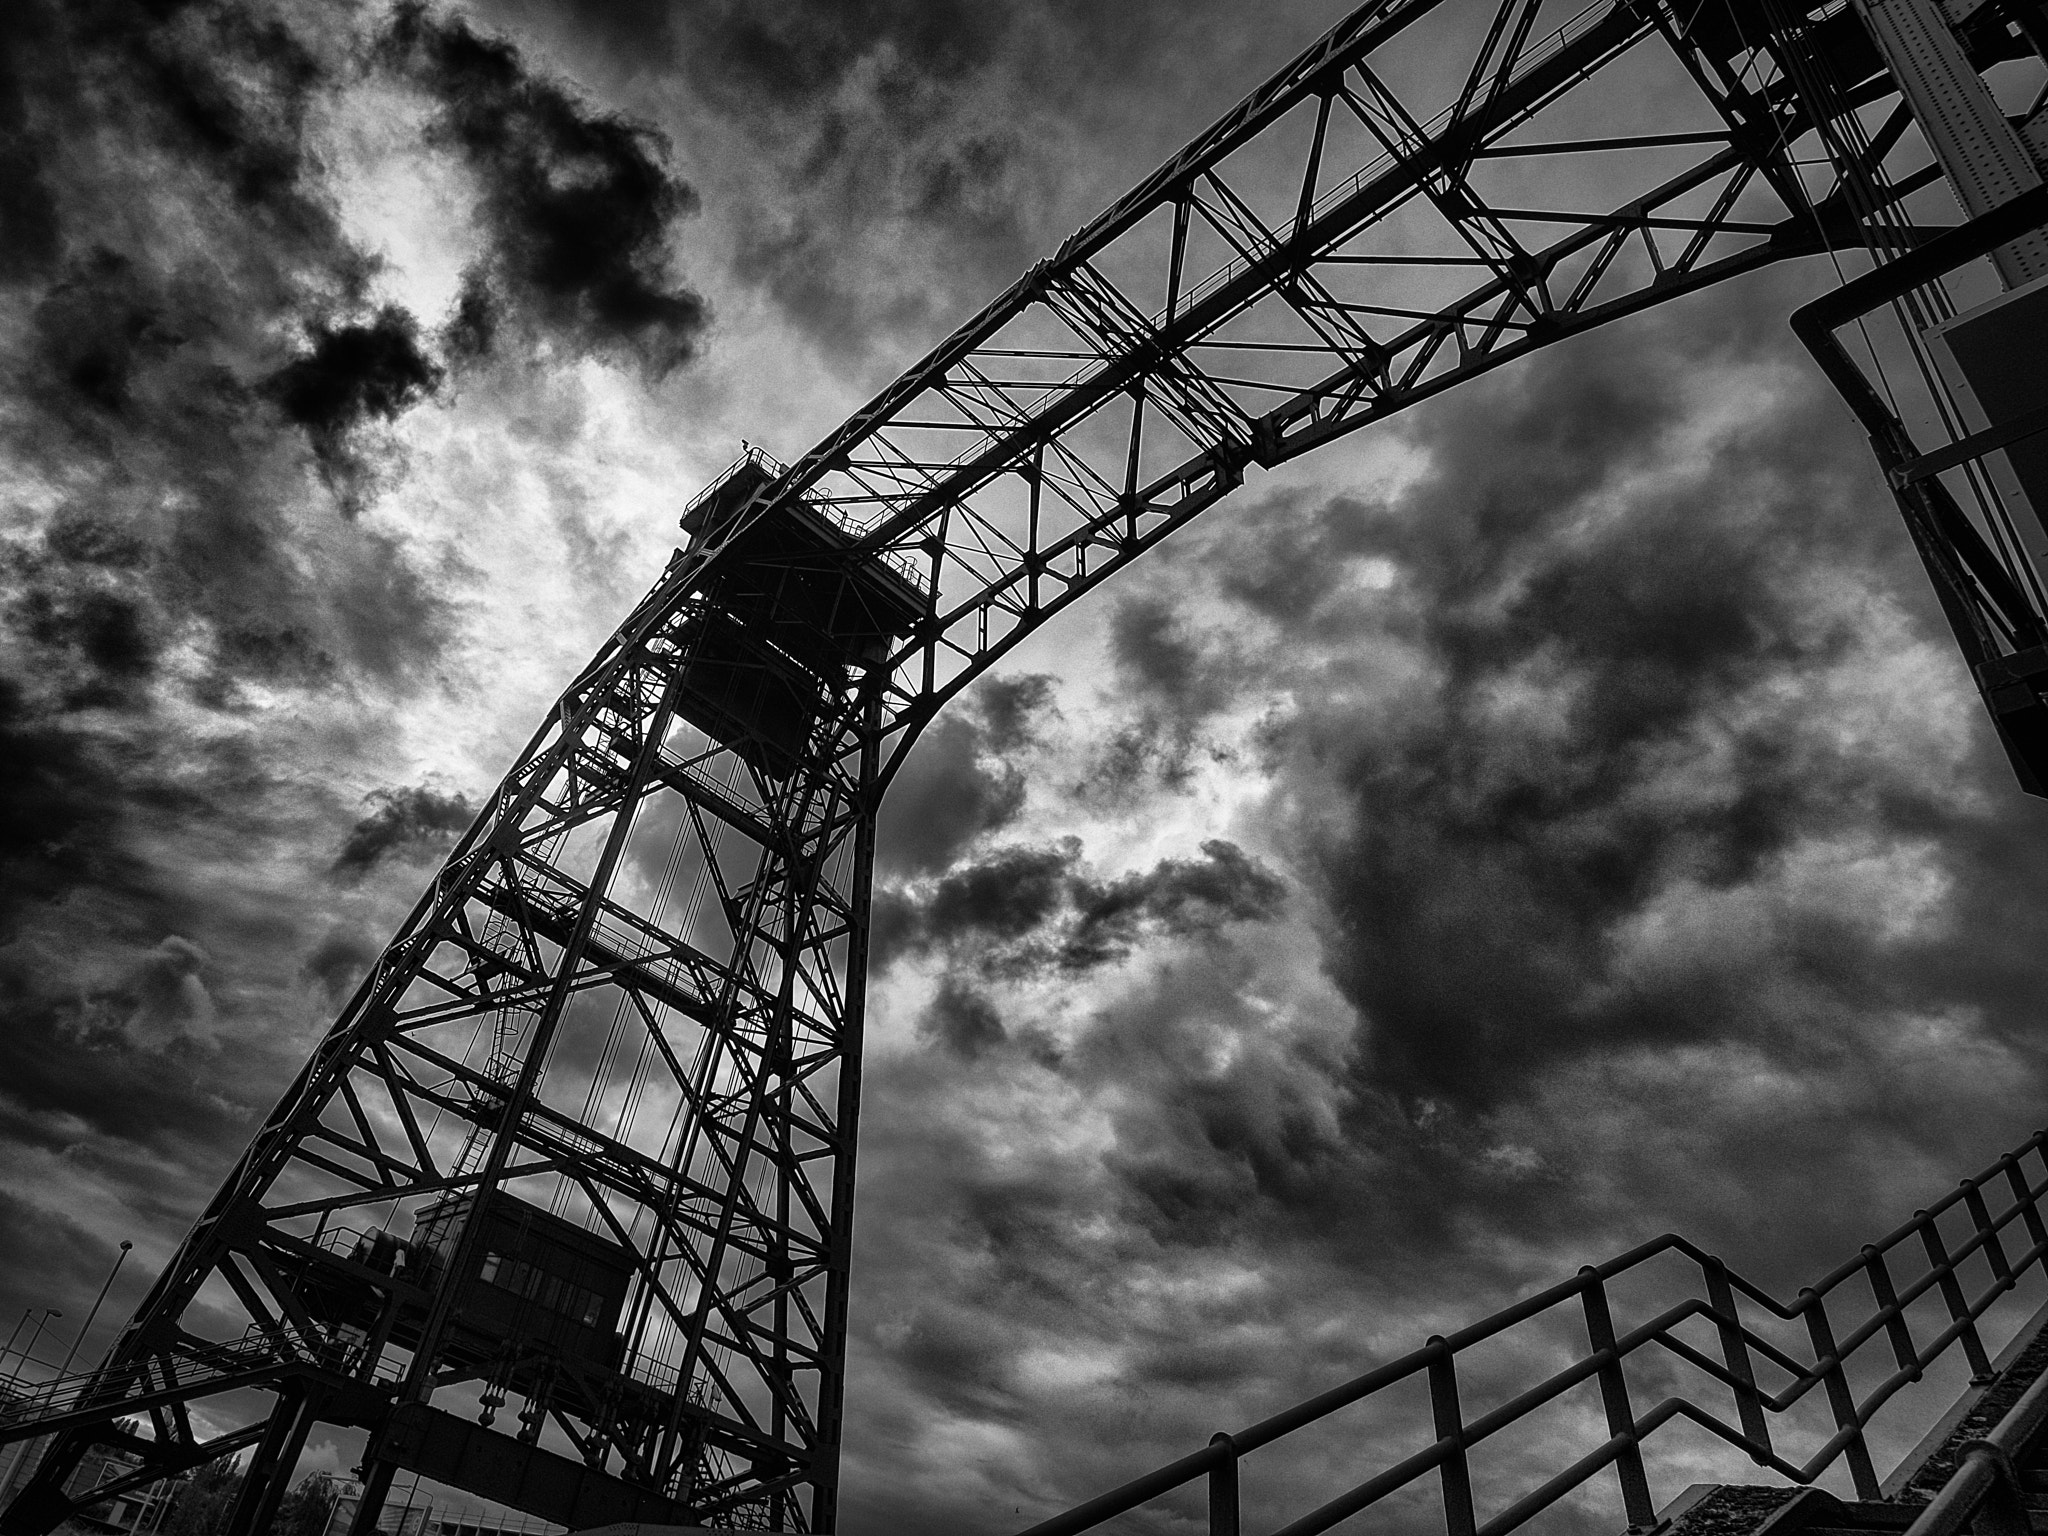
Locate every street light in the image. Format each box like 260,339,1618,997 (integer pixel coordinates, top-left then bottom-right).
57,1241,133,1380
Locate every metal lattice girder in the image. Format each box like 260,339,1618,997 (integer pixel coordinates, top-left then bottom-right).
702,0,1941,781
5,0,2005,1529
3,572,887,1532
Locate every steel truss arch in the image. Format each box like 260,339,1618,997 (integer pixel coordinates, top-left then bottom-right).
5,0,2030,1530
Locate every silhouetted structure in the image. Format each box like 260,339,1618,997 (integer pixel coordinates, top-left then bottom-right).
4,0,2046,1530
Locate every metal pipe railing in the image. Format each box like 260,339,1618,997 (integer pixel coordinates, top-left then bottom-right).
1898,1342,2048,1536
1015,1129,2048,1536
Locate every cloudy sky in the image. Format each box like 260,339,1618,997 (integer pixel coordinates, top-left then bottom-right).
6,0,2048,1532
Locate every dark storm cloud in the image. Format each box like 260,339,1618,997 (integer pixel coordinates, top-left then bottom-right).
301,927,383,1003
992,283,2045,1130
846,932,1607,1531
661,0,1029,350
0,0,485,1367
8,248,451,700
685,0,1008,97
878,719,1025,875
843,278,2048,1530
0,680,138,930
1110,594,1237,715
30,248,181,418
0,1189,108,1360
122,1,328,214
267,307,444,494
441,266,500,362
2,0,457,705
0,957,251,1172
0,927,279,1379
484,0,1300,355
1071,595,1258,805
975,673,1058,753
901,952,1546,1275
1274,330,2026,1114
377,3,707,374
3,0,329,286
875,842,1073,966
1044,282,2048,1290
331,783,478,877
0,12,62,285
917,976,1009,1060
879,837,1286,975
877,681,1053,874
1065,840,1287,969
113,936,218,1048
20,587,156,691
2,0,733,1333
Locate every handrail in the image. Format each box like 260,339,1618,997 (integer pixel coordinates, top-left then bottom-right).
0,1326,326,1447
1015,1130,2048,1536
1897,1337,2048,1536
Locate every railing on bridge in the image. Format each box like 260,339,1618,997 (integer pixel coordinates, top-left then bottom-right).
1017,1129,2048,1536
0,1325,344,1447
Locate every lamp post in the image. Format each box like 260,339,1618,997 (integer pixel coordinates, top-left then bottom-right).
57,1242,132,1380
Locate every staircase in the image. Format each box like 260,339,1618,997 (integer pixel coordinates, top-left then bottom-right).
1663,1318,2048,1536
1015,1130,2048,1536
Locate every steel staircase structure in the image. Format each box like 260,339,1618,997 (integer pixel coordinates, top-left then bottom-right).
4,0,2048,1530
1012,1130,2048,1536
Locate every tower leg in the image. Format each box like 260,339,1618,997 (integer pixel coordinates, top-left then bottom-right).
221,1385,319,1536
346,1456,398,1536
0,1438,88,1536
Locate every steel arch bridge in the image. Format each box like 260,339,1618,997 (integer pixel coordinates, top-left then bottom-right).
4,0,2046,1530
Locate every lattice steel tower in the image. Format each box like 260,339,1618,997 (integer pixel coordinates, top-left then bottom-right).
5,0,2047,1529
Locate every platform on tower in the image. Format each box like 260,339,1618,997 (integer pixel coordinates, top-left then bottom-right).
673,448,928,777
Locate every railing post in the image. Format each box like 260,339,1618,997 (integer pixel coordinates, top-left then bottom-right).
1428,1339,1478,1536
2001,1154,2048,1259
1960,1181,2013,1286
1800,1290,1881,1500
1208,1432,1240,1536
1581,1270,1656,1529
1862,1248,1920,1379
1704,1257,1771,1462
1919,1212,1995,1381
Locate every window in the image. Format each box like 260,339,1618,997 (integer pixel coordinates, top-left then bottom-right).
477,1252,608,1328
